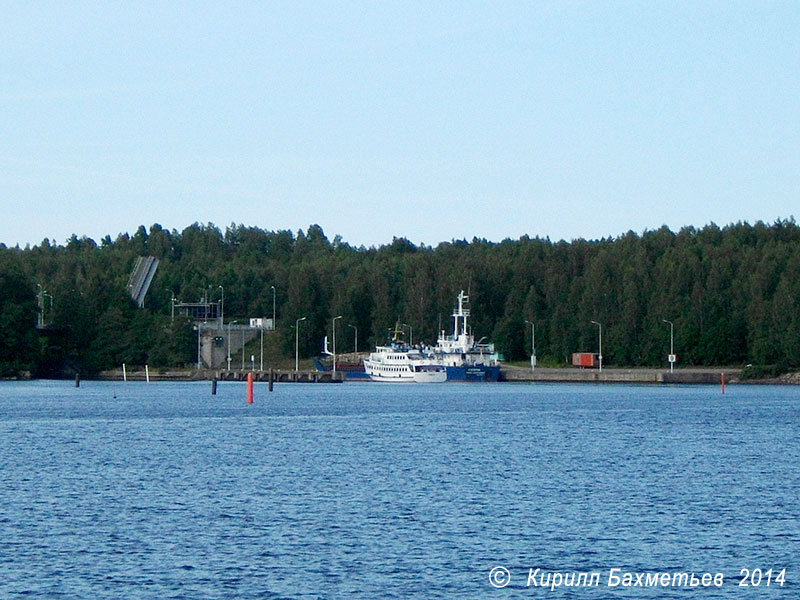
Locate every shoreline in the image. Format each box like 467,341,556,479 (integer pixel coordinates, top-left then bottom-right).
5,366,800,384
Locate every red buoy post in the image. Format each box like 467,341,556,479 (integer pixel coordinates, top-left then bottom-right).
247,372,254,404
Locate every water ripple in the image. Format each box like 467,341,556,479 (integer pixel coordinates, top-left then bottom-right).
0,381,797,598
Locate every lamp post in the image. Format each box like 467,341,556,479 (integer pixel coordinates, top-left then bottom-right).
218,285,224,327
271,285,276,330
241,327,245,370
525,319,536,374
663,319,675,373
295,317,306,371
402,323,413,346
348,324,358,354
36,284,44,328
170,290,175,323
590,320,603,372
332,315,342,373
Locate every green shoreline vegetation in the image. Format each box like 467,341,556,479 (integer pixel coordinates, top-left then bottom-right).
1,219,799,379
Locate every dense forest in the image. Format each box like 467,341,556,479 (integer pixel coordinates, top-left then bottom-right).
1,219,799,378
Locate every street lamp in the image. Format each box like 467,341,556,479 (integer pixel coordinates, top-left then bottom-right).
271,285,276,330
348,324,358,354
295,317,307,371
332,315,342,373
590,320,603,372
402,323,413,346
525,319,536,374
36,284,44,328
218,285,224,327
663,319,675,373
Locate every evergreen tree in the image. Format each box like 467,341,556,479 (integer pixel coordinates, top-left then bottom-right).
5,219,800,375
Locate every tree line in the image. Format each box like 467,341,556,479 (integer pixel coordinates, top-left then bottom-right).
1,219,799,377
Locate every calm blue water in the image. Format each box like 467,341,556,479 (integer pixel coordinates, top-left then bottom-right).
0,380,797,598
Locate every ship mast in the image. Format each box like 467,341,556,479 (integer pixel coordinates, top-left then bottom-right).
452,290,470,338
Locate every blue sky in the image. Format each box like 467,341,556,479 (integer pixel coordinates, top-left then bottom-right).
2,1,798,248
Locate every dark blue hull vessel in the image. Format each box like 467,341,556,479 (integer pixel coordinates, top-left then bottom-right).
445,365,501,382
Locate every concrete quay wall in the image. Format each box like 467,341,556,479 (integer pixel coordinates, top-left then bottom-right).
97,366,742,385
501,366,741,384
96,368,344,383
216,369,344,383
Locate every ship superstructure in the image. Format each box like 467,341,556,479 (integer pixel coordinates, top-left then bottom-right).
433,290,500,381
363,325,446,383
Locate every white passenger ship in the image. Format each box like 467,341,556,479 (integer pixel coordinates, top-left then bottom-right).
363,329,446,383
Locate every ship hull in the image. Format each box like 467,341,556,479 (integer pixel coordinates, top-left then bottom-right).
365,371,416,382
444,365,500,382
364,364,446,383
